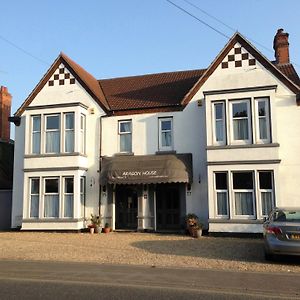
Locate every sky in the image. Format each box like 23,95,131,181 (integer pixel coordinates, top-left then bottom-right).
1,0,300,138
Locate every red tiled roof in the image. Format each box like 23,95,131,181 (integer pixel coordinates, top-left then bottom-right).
98,69,206,111
274,63,300,87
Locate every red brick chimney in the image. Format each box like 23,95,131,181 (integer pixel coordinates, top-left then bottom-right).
273,28,290,64
0,86,12,142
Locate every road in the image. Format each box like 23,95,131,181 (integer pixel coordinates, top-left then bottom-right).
0,260,299,299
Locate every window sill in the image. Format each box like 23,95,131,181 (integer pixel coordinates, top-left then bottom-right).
114,152,134,156
22,218,84,223
155,150,177,155
209,218,263,224
207,143,280,150
24,152,87,158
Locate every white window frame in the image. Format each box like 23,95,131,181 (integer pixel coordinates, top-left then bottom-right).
31,115,41,154
231,171,256,219
63,177,74,218
258,171,274,217
45,114,61,154
212,102,226,146
64,113,75,153
43,177,60,218
158,117,173,151
229,99,252,145
254,97,271,143
214,172,229,218
80,114,86,154
29,177,40,218
118,120,132,153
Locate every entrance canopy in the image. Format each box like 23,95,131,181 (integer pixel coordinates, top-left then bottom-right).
100,154,193,185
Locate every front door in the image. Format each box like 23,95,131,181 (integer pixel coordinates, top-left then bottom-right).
156,184,181,230
115,186,138,229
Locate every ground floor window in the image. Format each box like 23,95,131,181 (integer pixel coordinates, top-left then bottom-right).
44,178,59,218
213,170,275,219
30,178,40,218
64,177,74,218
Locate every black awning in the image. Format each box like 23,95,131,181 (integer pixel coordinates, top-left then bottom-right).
100,153,193,185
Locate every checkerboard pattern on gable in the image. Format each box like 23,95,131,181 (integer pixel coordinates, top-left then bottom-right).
48,64,76,86
221,43,256,69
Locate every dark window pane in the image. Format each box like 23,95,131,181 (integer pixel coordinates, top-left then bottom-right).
258,101,266,117
32,116,41,131
215,173,227,189
161,120,171,131
31,178,39,194
65,113,74,129
232,102,248,118
45,179,59,193
233,172,253,189
215,103,223,120
65,178,74,193
259,172,272,189
119,121,131,133
46,115,60,130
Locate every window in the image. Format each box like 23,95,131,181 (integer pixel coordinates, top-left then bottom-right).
63,177,73,218
259,171,274,216
80,114,86,154
30,178,39,218
44,178,59,217
232,172,255,217
159,118,173,150
31,116,41,154
64,113,74,152
213,102,225,145
256,98,270,143
45,115,60,153
230,100,251,143
80,177,86,218
215,172,228,216
119,120,132,153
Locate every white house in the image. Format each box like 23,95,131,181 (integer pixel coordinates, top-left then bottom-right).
10,29,300,233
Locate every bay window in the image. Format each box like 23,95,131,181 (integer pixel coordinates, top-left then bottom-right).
212,102,225,145
44,178,59,218
232,172,255,217
64,113,74,152
159,117,173,151
215,172,228,216
31,116,41,154
119,120,132,153
230,100,251,144
259,171,274,216
63,177,74,218
30,178,40,218
45,115,60,153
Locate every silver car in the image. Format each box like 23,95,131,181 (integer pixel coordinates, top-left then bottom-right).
263,207,300,260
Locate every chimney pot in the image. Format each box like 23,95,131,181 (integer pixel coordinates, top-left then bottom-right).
273,28,290,64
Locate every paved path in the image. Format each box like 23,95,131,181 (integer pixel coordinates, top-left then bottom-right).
0,260,300,299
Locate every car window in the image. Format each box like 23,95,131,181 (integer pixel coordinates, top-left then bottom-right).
273,210,300,222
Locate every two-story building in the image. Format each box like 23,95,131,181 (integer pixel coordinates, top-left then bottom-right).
11,29,300,233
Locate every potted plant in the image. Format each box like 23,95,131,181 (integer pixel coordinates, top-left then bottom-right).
185,213,203,238
103,222,111,233
89,214,102,234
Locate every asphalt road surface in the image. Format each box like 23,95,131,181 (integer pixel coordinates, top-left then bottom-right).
0,260,299,299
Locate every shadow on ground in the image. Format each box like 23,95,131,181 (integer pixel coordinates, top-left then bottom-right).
131,236,300,265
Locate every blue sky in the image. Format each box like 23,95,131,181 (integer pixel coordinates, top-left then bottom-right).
1,0,299,125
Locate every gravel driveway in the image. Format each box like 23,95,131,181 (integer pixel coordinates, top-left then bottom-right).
0,232,299,273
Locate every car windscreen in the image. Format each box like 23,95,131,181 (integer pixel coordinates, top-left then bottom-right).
273,210,300,222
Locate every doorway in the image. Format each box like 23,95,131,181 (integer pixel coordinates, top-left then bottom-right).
115,185,138,229
156,184,181,230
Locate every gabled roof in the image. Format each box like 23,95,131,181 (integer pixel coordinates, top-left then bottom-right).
274,63,300,87
99,69,205,112
15,52,110,116
181,32,300,106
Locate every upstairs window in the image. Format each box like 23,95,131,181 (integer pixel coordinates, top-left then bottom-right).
230,100,251,144
80,114,86,154
256,98,270,143
45,115,60,153
212,102,225,145
119,120,132,153
159,118,173,151
64,113,74,153
31,116,41,154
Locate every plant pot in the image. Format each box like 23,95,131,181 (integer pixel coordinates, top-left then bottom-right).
103,227,110,233
94,226,101,234
196,229,202,238
90,227,95,234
